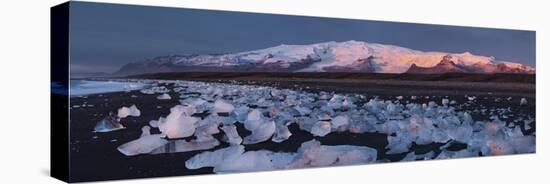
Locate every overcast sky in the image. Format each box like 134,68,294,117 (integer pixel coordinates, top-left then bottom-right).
69,1,536,73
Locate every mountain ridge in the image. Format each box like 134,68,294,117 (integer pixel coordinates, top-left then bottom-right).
114,40,535,76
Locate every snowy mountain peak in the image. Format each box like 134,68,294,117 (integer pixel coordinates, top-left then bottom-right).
115,40,534,75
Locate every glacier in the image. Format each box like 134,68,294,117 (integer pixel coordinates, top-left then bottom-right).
115,40,535,75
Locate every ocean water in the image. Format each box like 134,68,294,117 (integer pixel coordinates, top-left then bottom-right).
69,80,148,97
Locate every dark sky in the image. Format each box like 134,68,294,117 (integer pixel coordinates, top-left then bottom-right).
69,1,536,73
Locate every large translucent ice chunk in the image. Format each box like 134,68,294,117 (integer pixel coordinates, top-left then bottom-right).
214,99,235,113
214,150,276,173
243,120,276,144
148,118,161,128
272,124,292,143
295,116,317,132
156,93,172,100
117,133,168,156
185,145,296,173
508,136,536,154
220,124,242,145
442,98,449,106
520,98,528,105
243,109,263,131
233,106,250,122
285,140,377,169
94,113,125,132
431,128,450,143
482,139,514,156
151,138,219,154
117,105,141,118
310,120,331,137
158,105,199,139
447,125,473,143
331,115,349,129
386,134,413,154
293,106,312,116
194,122,220,141
140,126,151,137
327,94,344,109
185,145,245,169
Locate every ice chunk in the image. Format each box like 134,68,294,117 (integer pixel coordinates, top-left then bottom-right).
484,121,502,134
117,134,168,156
151,138,219,154
148,119,161,128
432,129,450,143
94,113,125,132
158,105,199,139
386,135,413,154
232,106,250,122
400,152,416,162
140,126,151,137
185,145,296,173
180,97,208,107
244,109,263,131
140,86,170,94
114,80,535,162
386,103,397,114
268,152,297,169
243,120,276,144
194,122,220,140
247,109,262,121
186,139,377,173
220,124,242,145
331,115,349,129
327,94,344,109
273,110,293,123
310,120,331,137
213,150,276,173
437,149,478,159
482,139,514,156
504,126,524,138
117,105,141,118
447,125,473,143
520,98,528,105
185,145,245,170
213,99,235,113
272,124,292,143
509,136,536,154
342,98,355,109
285,140,377,169
156,93,172,100
293,106,312,116
295,116,317,132
442,98,449,106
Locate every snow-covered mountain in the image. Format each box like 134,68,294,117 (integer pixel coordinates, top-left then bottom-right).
114,40,535,75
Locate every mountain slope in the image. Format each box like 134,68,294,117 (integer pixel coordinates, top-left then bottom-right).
114,40,534,76
406,55,472,74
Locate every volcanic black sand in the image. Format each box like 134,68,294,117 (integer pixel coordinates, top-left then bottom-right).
68,76,535,182
130,72,535,97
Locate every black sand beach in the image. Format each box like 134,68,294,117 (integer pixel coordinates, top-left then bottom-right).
68,77,535,182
